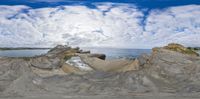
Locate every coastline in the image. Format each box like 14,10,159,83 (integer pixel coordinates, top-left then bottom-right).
0,43,200,99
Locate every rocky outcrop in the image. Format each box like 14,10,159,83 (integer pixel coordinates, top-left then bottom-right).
143,44,200,93
29,45,94,70
162,43,199,56
0,44,200,98
0,58,42,97
20,45,107,73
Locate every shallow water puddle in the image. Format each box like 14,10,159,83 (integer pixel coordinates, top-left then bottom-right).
66,56,93,71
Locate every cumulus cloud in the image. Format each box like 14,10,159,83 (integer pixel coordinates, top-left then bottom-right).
143,5,200,47
0,4,199,48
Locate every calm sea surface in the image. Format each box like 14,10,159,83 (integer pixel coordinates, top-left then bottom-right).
82,48,152,59
0,49,49,57
0,48,152,59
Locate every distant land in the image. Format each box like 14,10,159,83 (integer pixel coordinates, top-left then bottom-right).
0,46,200,51
0,47,51,50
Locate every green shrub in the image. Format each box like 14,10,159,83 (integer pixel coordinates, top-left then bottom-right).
22,57,31,61
63,55,72,61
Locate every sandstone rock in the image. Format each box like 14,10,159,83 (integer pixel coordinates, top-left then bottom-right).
145,44,200,93
29,45,106,70
0,58,43,96
1,44,200,98
61,63,81,73
116,59,140,72
30,56,62,69
137,53,150,67
81,56,139,72
29,45,80,69
31,66,67,77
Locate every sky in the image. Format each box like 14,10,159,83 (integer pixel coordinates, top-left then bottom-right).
0,0,199,48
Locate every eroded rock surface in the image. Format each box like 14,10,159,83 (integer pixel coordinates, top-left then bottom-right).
0,44,200,99
145,46,200,93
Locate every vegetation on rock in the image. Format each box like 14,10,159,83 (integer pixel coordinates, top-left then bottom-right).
163,43,199,56
22,57,31,61
187,47,200,51
63,55,72,61
1,44,200,98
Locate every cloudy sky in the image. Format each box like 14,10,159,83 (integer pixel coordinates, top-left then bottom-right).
0,0,199,48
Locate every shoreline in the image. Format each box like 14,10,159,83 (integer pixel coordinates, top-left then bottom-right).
0,43,200,98
0,48,151,60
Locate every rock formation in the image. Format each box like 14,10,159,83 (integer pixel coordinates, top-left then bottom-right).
0,44,200,99
145,43,200,93
162,43,199,56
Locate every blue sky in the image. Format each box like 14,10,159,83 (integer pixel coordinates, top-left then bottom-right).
0,0,200,48
0,0,200,9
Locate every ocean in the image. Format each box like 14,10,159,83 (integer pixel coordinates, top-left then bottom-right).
0,48,152,59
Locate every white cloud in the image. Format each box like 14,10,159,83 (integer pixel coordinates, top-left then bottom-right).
0,4,199,48
144,5,200,47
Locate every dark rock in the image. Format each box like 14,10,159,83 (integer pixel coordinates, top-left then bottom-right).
73,47,80,50
78,50,90,54
88,53,106,60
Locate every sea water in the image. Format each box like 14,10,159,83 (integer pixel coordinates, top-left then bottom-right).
82,47,151,59
0,49,49,57
0,48,151,59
